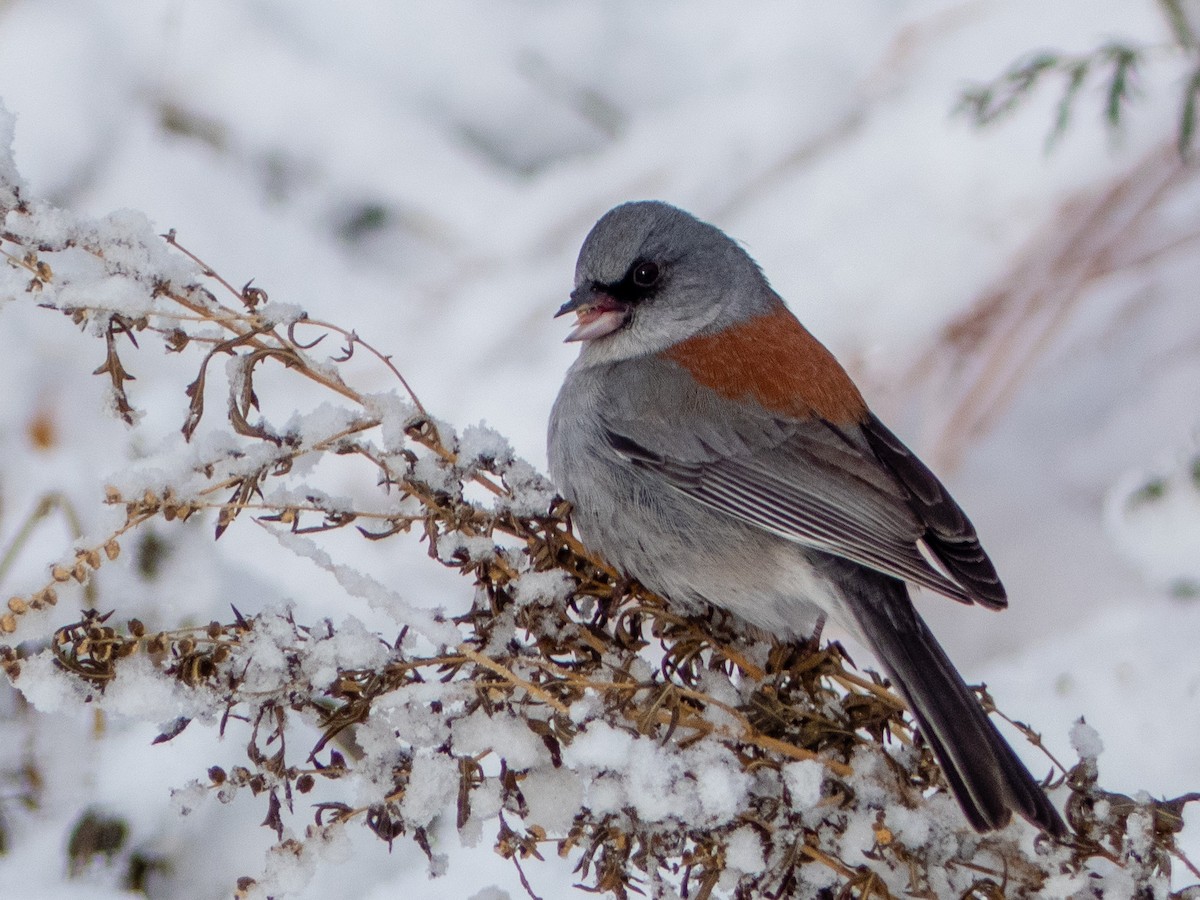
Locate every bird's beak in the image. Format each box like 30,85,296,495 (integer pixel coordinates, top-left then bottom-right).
555,287,631,343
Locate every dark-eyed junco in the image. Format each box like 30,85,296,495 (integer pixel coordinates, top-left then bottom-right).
548,200,1065,835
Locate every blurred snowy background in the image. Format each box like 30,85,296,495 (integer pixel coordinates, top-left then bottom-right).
1,0,1199,896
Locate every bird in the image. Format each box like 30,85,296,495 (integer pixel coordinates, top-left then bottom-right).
547,200,1066,836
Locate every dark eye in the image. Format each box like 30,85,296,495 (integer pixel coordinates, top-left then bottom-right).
632,261,660,288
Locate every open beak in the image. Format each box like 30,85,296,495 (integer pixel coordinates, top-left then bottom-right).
555,287,631,343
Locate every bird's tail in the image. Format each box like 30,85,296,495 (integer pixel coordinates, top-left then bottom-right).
838,568,1067,836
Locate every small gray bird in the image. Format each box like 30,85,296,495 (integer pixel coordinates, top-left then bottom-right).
548,200,1066,836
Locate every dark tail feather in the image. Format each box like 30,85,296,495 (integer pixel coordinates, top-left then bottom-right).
840,569,1067,836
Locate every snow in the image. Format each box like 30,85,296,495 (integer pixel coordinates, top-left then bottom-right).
1071,718,1105,761
781,758,826,808
0,1,1198,897
561,733,756,826
723,825,766,875
509,569,574,608
0,99,23,213
298,616,390,690
12,652,84,714
561,720,635,769
270,529,460,648
400,751,459,829
519,767,584,834
452,710,546,771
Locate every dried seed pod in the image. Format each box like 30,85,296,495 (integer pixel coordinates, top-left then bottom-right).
103,540,120,561
7,597,27,615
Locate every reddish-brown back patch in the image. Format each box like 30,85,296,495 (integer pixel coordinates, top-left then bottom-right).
665,302,867,423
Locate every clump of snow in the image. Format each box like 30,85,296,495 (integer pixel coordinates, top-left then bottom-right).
1125,806,1156,854
452,709,545,770
401,750,459,828
1071,717,1105,760
837,810,879,866
438,531,498,564
357,685,454,757
568,689,601,724
58,272,158,319
566,732,753,826
362,392,422,452
493,457,558,517
561,720,634,769
882,803,932,847
583,773,627,816
458,422,513,469
236,605,303,694
259,300,306,327
251,837,319,898
298,616,389,690
279,401,364,451
99,653,193,720
88,209,197,282
520,767,583,833
844,746,893,811
411,451,460,496
11,652,88,713
464,778,503,833
723,824,766,874
688,745,752,822
781,759,826,808
509,569,573,608
0,102,24,210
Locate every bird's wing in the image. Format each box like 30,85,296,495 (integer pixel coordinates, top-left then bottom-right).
599,356,1005,608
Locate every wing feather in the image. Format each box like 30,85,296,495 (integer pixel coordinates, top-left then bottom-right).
618,434,977,604
596,354,1004,607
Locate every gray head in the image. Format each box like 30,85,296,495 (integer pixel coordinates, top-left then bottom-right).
556,201,776,366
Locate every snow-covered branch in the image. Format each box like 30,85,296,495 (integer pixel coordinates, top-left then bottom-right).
1,106,1196,899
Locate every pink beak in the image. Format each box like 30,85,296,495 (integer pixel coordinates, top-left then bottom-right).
555,289,630,343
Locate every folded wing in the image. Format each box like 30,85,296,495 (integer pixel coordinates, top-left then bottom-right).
601,359,1005,608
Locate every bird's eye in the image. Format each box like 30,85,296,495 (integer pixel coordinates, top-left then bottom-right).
632,261,660,288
